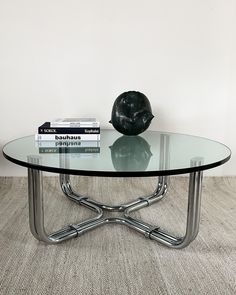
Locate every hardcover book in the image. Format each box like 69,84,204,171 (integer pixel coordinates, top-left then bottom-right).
38,122,100,134
50,118,100,128
35,134,101,141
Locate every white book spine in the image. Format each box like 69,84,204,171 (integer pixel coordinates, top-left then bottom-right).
35,134,100,141
50,122,100,128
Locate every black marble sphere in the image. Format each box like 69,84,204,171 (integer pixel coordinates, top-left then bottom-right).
109,91,154,136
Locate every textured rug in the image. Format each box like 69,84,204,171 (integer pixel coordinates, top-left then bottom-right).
0,176,235,295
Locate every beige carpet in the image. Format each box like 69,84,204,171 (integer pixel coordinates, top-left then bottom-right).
0,176,235,295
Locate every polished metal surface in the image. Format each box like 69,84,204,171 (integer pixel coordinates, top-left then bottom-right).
28,168,202,248
26,134,204,248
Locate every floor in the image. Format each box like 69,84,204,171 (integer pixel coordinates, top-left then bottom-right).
0,176,235,295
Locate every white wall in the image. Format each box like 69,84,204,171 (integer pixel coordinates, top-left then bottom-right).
0,0,235,176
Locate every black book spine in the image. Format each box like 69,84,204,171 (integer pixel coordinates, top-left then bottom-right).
38,125,100,134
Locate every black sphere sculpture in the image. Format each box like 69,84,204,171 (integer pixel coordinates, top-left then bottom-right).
109,136,152,171
109,91,154,136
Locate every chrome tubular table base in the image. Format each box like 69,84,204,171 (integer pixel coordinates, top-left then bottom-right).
28,169,203,249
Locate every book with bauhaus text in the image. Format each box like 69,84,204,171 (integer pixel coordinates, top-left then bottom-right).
35,134,100,141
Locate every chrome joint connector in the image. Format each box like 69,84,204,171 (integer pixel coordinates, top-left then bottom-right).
78,197,88,204
146,227,160,239
138,197,151,206
69,224,79,238
148,226,160,239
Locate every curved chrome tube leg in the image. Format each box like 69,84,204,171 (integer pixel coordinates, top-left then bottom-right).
28,167,202,248
136,175,169,208
28,168,104,244
59,174,169,212
60,174,86,203
148,171,203,248
123,171,203,249
123,175,168,227
59,133,170,211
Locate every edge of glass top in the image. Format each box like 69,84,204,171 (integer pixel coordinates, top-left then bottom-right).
2,130,232,177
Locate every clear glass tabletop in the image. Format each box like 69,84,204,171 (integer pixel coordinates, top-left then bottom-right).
2,129,231,176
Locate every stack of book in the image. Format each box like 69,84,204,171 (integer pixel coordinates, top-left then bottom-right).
35,118,100,141
35,118,100,155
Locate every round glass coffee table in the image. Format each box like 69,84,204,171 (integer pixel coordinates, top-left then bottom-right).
3,129,231,248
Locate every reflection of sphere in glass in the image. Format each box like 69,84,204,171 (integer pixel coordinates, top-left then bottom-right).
109,136,152,171
109,91,154,136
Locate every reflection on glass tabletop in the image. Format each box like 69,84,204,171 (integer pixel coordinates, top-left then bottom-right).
3,129,231,176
